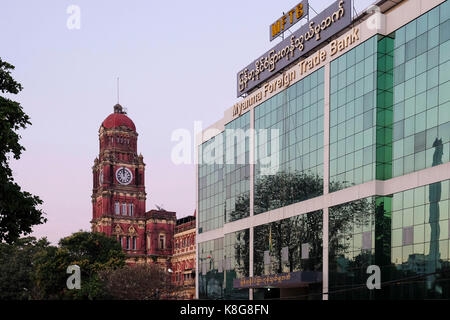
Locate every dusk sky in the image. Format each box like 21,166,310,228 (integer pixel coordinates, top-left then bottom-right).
1,0,374,244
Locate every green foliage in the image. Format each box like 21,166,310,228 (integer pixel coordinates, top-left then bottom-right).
58,231,126,276
0,232,126,300
0,237,49,299
65,274,109,300
32,231,126,299
32,245,71,299
0,57,46,243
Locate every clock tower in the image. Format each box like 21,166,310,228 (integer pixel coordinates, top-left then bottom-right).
91,103,147,254
91,103,177,265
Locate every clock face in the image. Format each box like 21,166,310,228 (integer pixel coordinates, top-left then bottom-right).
116,167,133,185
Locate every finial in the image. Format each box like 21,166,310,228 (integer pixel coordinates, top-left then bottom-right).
117,77,120,104
113,103,123,113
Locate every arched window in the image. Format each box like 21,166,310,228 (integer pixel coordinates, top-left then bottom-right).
115,202,120,215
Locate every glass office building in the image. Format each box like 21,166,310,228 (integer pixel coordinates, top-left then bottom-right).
196,0,450,300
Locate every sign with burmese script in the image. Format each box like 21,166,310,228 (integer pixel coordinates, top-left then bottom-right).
270,1,309,42
231,27,361,119
233,271,323,289
237,0,352,98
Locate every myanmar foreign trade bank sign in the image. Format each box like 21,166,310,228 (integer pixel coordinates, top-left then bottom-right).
236,0,353,99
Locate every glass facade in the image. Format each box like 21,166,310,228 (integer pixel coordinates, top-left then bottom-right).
224,113,251,223
224,230,250,299
198,133,225,233
392,4,450,177
198,113,250,234
197,0,450,301
254,211,323,277
329,196,391,299
389,181,450,299
329,180,450,299
254,68,324,214
198,230,249,300
198,237,224,299
329,36,378,190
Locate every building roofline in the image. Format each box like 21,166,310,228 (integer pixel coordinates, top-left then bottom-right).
198,0,408,144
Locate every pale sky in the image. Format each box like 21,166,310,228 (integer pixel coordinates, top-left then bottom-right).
0,0,375,243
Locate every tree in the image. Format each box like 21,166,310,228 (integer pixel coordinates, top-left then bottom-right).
0,58,46,243
33,231,126,299
99,264,177,300
0,237,50,299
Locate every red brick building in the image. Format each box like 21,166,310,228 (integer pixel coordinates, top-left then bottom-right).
91,104,176,265
172,214,196,298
